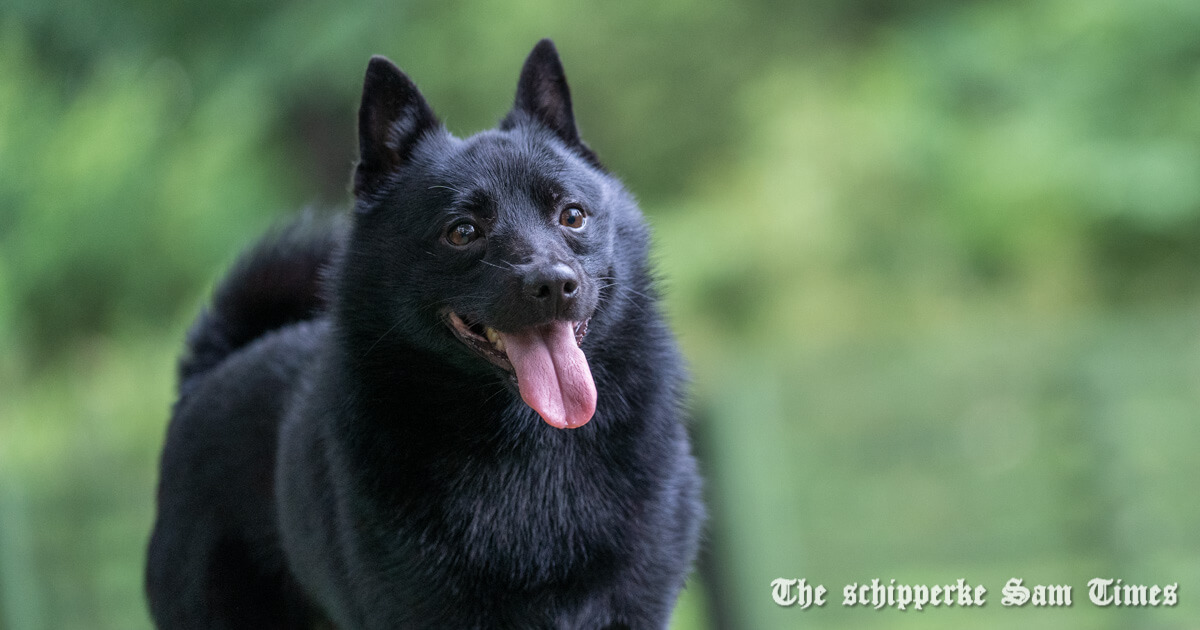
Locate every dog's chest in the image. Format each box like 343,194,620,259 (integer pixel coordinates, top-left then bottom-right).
405,443,642,585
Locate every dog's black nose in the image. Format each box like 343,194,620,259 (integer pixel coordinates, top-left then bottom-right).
523,262,579,314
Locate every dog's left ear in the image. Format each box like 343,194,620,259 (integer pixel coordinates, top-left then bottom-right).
504,39,602,167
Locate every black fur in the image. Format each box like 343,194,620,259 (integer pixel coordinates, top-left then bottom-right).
146,39,704,630
178,213,342,388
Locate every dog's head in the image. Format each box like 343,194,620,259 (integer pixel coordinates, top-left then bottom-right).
340,40,645,430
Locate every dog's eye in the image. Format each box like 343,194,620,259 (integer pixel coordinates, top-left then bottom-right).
559,206,586,230
447,222,480,246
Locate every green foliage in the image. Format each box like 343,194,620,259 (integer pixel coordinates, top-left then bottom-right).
3,1,1200,628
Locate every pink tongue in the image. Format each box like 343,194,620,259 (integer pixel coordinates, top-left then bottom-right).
499,322,596,429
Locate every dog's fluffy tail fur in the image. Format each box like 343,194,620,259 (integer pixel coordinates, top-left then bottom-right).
179,212,343,388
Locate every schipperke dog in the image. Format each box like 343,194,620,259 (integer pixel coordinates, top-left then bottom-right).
145,40,703,629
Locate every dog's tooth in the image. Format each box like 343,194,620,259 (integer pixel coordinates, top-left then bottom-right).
485,326,507,351
485,328,507,352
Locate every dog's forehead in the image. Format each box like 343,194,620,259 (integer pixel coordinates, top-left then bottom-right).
440,130,573,195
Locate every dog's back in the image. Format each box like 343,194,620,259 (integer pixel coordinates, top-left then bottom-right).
146,218,340,629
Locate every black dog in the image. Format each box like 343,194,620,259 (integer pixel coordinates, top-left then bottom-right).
146,40,703,629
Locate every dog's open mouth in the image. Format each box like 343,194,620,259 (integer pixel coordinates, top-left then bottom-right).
445,312,595,429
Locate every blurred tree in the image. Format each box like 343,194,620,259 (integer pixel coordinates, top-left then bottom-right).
3,0,1200,628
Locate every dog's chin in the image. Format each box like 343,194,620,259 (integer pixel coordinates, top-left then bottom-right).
442,311,589,373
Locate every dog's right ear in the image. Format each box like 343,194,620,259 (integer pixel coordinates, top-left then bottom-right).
354,56,439,199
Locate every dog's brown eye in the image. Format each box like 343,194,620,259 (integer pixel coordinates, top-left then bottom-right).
447,222,479,246
559,206,586,229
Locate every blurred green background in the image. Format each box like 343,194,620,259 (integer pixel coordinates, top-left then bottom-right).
2,0,1199,628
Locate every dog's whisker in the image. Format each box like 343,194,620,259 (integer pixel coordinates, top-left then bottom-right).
362,317,406,358
617,285,653,301
428,184,468,196
477,260,507,271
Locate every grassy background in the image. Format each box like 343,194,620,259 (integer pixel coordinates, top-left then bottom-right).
2,0,1199,628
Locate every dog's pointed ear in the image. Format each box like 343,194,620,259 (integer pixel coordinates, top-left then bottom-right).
505,40,602,167
354,56,439,198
